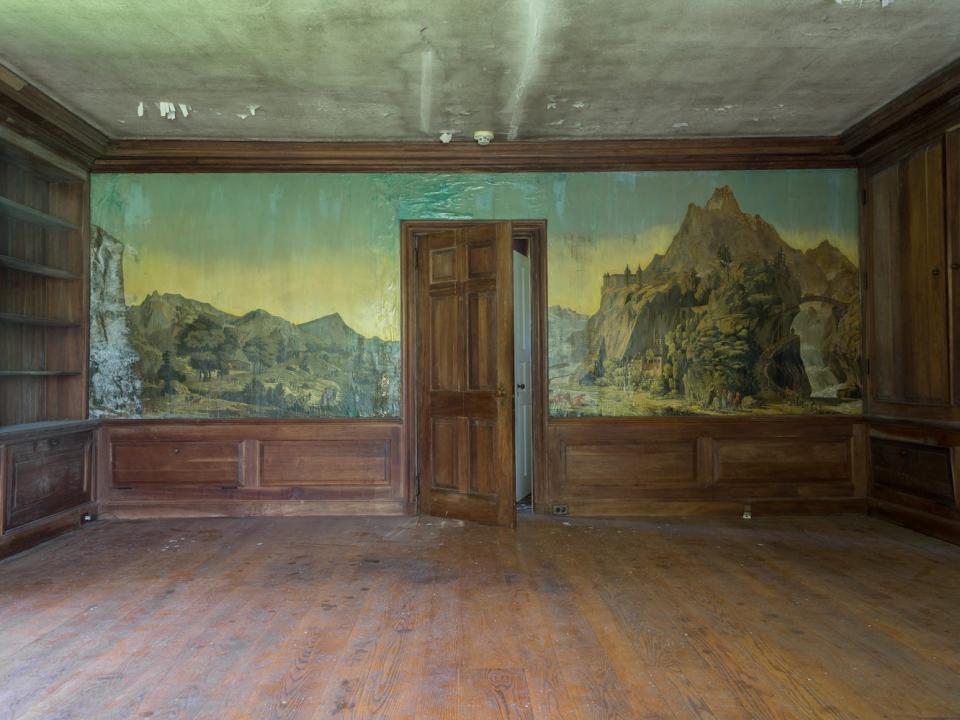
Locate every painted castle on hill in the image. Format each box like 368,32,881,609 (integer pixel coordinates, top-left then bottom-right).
548,185,862,417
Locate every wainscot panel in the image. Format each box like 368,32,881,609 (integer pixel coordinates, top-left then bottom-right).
98,421,405,518
546,416,867,517
867,420,960,545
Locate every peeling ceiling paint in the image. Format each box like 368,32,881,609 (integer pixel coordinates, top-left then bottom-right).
0,0,958,140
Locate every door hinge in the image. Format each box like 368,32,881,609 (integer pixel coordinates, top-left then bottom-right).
865,358,870,376
414,240,420,269
862,188,868,206
863,272,868,291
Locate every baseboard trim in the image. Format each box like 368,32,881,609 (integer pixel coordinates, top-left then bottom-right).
559,497,867,519
100,499,408,519
868,498,960,546
0,501,96,561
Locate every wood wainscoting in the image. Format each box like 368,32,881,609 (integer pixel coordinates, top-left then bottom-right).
546,416,868,517
97,420,405,519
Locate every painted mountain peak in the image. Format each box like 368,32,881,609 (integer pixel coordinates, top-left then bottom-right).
549,186,861,417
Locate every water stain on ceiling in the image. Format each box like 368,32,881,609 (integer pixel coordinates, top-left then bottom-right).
1,0,958,141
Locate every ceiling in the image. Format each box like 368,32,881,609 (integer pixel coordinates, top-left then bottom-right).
2,0,959,142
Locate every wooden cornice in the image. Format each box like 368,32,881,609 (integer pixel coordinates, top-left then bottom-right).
0,64,109,169
92,136,854,173
842,56,960,167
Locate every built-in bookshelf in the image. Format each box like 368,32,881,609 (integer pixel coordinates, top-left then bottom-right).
0,137,88,426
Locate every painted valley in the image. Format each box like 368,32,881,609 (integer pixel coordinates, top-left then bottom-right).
547,186,862,417
89,227,399,418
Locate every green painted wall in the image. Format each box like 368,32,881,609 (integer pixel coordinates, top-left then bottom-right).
90,170,860,418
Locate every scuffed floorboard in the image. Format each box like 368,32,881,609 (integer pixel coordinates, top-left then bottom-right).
0,514,958,719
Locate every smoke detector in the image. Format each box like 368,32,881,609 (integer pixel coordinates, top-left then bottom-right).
473,130,494,145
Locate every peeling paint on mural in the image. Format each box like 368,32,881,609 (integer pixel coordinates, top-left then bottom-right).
89,170,859,418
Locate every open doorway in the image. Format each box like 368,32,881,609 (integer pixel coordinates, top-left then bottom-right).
401,220,547,527
513,233,533,513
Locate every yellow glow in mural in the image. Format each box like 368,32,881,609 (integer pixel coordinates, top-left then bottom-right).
89,170,860,419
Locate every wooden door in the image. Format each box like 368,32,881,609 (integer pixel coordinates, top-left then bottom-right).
513,250,533,502
416,223,516,526
867,140,950,407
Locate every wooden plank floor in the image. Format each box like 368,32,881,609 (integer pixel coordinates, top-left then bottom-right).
1,514,959,719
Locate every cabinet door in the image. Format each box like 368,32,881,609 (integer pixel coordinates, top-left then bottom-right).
3,431,92,532
947,129,960,406
867,141,950,407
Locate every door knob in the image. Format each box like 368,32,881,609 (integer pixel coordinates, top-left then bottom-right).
516,383,526,390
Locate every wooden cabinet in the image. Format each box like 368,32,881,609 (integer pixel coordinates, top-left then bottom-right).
865,135,958,417
0,422,96,559
0,136,88,426
0,129,92,559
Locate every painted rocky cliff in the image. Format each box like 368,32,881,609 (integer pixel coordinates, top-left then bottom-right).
89,226,142,417
560,186,861,416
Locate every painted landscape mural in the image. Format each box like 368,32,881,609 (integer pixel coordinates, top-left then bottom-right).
548,185,861,417
89,171,859,418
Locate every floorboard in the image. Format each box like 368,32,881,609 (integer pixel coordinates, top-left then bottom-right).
1,514,959,719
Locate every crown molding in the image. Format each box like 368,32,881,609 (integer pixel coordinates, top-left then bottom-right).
842,56,960,167
92,136,854,173
0,64,109,169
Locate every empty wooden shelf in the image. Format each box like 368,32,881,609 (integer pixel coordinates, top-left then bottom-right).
0,312,81,327
0,194,81,231
0,254,81,280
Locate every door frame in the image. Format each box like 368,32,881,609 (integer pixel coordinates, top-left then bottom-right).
400,220,549,516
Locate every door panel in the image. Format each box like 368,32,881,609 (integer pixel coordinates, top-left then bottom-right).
430,292,461,390
467,290,498,389
417,222,516,526
468,420,498,495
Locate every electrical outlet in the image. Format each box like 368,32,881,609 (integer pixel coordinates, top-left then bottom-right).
552,504,569,516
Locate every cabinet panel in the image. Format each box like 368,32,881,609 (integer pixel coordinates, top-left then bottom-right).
867,141,950,409
871,438,954,506
111,441,240,488
903,143,950,404
869,162,901,403
948,129,960,407
260,440,390,487
4,431,92,531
